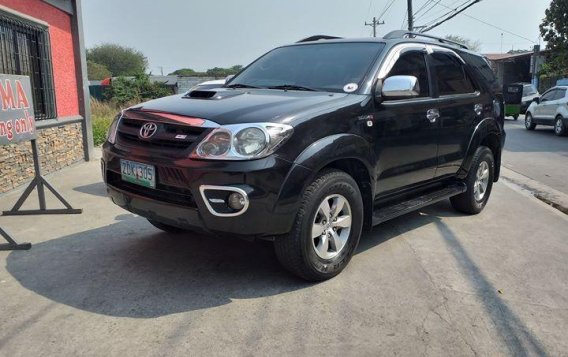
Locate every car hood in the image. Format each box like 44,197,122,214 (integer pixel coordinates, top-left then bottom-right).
129,89,365,125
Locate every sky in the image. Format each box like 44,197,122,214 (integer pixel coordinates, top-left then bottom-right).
82,0,551,75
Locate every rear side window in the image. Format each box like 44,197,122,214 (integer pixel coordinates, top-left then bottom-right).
554,89,566,100
461,53,498,93
430,52,476,96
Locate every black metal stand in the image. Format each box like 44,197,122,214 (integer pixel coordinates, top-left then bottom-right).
0,227,31,251
2,140,82,216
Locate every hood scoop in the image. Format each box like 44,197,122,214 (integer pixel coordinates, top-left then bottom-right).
184,88,245,100
186,90,217,99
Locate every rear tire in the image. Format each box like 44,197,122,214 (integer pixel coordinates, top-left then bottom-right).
274,169,363,281
451,146,494,214
147,219,187,234
513,114,519,121
554,116,567,136
525,113,536,130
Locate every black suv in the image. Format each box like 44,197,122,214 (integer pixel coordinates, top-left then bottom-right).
102,31,505,281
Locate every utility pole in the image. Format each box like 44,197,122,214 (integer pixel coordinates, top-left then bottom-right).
365,17,385,37
407,0,414,31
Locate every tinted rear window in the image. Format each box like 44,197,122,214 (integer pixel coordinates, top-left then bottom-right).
431,52,475,95
460,52,499,93
230,42,385,93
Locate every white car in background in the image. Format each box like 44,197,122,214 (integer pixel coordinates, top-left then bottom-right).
525,86,568,136
190,79,226,91
520,83,539,114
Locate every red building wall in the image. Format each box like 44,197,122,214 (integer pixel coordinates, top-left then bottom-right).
0,0,79,117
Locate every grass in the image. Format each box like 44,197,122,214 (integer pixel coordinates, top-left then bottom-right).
91,99,123,146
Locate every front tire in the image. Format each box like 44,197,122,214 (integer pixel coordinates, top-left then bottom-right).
451,146,494,214
554,116,567,136
525,113,536,130
274,170,364,281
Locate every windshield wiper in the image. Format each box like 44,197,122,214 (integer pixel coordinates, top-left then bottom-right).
226,83,261,89
267,84,317,92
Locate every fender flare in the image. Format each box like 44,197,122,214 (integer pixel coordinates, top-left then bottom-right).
458,118,503,181
273,134,375,225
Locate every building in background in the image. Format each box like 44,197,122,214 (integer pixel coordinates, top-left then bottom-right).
485,47,547,90
0,0,92,193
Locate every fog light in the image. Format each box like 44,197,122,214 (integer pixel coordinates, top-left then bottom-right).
228,192,246,210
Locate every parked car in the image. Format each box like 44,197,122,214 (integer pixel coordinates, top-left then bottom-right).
520,83,539,114
189,79,226,91
102,31,505,281
525,86,568,136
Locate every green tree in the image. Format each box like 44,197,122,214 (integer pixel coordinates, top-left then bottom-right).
87,44,148,76
169,68,198,76
444,35,482,52
87,60,111,80
540,0,568,75
206,67,229,78
105,74,172,105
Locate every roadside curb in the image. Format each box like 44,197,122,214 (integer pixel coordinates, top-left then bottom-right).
500,167,568,215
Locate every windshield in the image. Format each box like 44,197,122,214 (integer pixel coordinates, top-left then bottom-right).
229,42,385,93
523,85,537,97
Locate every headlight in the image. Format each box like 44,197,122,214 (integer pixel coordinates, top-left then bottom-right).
192,123,293,160
106,112,122,144
197,130,231,156
234,127,267,156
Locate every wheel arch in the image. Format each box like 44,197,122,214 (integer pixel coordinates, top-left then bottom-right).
274,134,376,231
458,118,503,182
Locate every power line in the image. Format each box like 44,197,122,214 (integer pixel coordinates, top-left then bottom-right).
428,1,536,43
414,0,434,17
378,0,398,20
415,0,460,23
420,0,480,33
419,0,470,28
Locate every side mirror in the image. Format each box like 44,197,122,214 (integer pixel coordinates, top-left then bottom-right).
225,75,235,84
533,97,540,104
380,75,420,99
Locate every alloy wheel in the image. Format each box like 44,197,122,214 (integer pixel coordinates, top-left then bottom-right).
555,119,563,135
473,161,490,201
311,194,352,259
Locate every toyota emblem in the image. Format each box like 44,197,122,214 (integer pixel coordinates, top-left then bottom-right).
139,122,158,139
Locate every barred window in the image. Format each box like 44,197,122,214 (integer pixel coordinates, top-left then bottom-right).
0,10,56,120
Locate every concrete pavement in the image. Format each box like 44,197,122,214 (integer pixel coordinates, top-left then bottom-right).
1,151,568,356
502,116,568,195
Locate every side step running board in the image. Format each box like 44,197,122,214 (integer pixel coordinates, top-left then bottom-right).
372,183,467,226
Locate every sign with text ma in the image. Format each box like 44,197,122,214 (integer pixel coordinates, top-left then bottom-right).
0,74,36,146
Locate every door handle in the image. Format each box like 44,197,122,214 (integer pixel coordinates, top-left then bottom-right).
426,109,440,123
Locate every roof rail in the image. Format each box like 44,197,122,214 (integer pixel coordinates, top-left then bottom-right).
383,30,469,50
296,35,343,43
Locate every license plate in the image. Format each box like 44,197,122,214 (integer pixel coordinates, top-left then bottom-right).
120,160,155,189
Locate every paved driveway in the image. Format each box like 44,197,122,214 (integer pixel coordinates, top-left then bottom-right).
503,116,568,195
1,153,567,356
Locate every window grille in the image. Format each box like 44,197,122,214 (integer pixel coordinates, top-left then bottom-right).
0,11,57,120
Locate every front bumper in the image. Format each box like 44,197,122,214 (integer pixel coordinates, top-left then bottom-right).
102,143,299,237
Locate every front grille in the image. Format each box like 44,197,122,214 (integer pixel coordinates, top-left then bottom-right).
107,170,196,208
116,113,208,150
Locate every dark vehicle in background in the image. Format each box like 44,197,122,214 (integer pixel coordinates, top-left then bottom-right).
525,86,568,136
102,31,505,281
